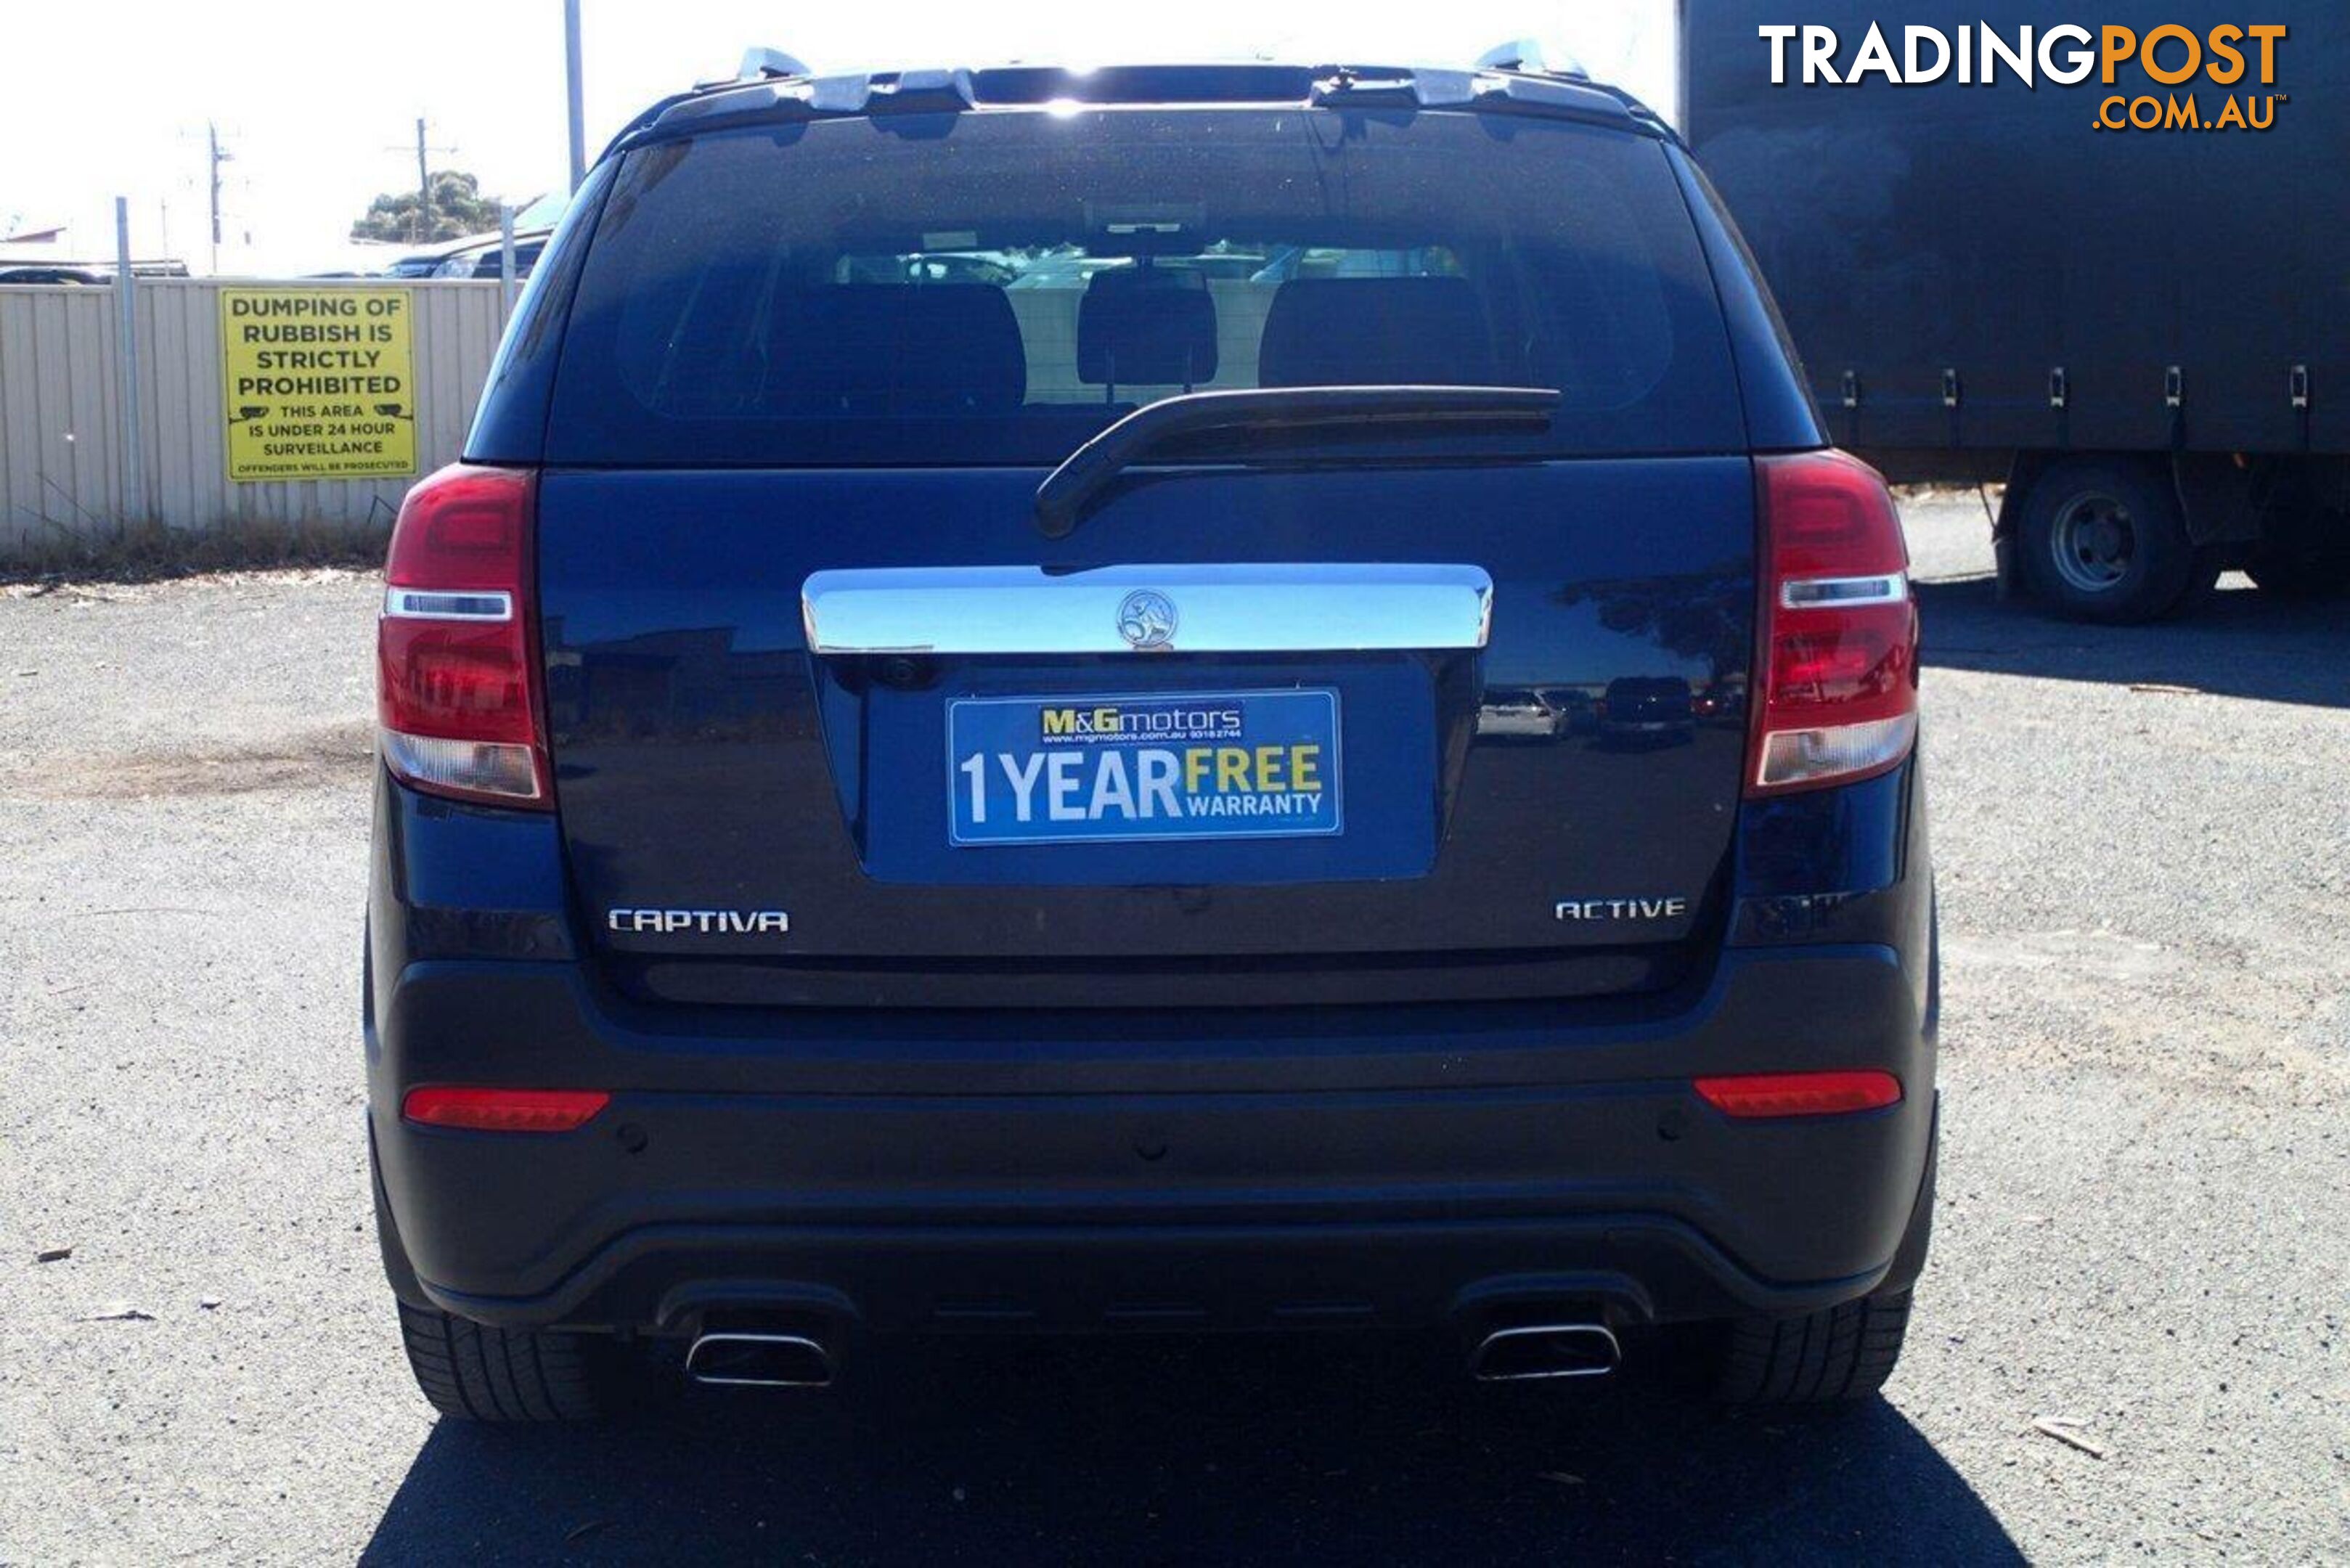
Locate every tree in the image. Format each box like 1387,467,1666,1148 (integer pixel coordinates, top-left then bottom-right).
350,171,501,245
1551,560,1755,686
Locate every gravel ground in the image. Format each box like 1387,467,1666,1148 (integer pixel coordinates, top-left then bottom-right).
1,498,2343,1564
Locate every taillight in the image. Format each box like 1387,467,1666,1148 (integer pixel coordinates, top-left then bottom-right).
377,464,550,807
1749,451,1920,796
402,1087,609,1132
1694,1070,1903,1119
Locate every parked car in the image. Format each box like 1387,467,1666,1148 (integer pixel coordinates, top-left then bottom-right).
428,232,550,280
0,265,108,285
379,236,478,278
368,55,1935,1421
1599,676,1698,745
1475,687,1568,740
378,231,550,281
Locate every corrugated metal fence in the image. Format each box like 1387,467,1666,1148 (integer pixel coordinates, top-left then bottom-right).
0,279,505,561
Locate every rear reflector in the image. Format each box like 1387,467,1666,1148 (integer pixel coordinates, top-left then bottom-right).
1749,452,1920,796
1694,1070,1903,1119
401,1087,611,1133
377,464,550,807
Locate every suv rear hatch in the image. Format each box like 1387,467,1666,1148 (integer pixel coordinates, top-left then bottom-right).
528,92,1759,1008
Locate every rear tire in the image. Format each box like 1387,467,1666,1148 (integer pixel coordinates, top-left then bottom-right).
1711,1289,1913,1405
2018,460,2216,623
397,1300,642,1423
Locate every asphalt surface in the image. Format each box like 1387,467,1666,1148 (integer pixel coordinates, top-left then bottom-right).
1,497,2343,1564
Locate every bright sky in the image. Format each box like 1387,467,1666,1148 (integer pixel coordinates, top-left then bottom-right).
0,1,1676,274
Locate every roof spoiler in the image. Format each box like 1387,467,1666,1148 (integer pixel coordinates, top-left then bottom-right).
616,58,1668,160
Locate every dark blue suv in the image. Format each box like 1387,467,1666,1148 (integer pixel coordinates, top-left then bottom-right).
367,60,1934,1420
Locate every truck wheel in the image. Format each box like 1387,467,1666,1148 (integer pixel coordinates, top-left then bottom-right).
1711,1288,1912,1405
397,1300,644,1422
2019,460,2215,622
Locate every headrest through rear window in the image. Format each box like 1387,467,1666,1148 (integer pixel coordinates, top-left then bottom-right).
1257,277,1495,388
767,285,1025,414
1077,269,1218,388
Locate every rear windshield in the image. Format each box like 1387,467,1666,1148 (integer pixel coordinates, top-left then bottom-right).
547,108,1742,465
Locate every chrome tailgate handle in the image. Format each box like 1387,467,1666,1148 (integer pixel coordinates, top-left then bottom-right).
801,563,1493,656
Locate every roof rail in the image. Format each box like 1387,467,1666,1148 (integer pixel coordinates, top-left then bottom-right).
739,46,812,81
1472,38,1588,79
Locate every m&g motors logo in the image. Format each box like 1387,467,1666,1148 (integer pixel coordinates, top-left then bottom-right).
1758,22,2290,131
1040,702,1244,745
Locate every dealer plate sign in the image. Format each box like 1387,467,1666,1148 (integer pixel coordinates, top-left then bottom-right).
948,690,1342,846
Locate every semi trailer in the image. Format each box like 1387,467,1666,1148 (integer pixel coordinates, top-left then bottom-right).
1680,1,2348,619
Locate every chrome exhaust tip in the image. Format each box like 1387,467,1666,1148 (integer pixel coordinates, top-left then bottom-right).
685,1331,836,1389
1469,1322,1622,1381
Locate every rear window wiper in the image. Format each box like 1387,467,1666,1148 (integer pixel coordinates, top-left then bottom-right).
1032,385,1562,539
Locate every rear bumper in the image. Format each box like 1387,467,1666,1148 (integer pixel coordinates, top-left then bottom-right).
368,944,1935,1335
367,764,1936,1337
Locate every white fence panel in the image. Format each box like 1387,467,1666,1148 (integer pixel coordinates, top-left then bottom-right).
0,279,507,560
0,286,124,550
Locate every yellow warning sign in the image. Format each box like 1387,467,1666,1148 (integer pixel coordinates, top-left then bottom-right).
220,287,417,482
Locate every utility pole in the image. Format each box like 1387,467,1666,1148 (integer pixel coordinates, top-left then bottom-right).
386,119,460,243
415,116,431,240
206,121,232,274
564,0,587,192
